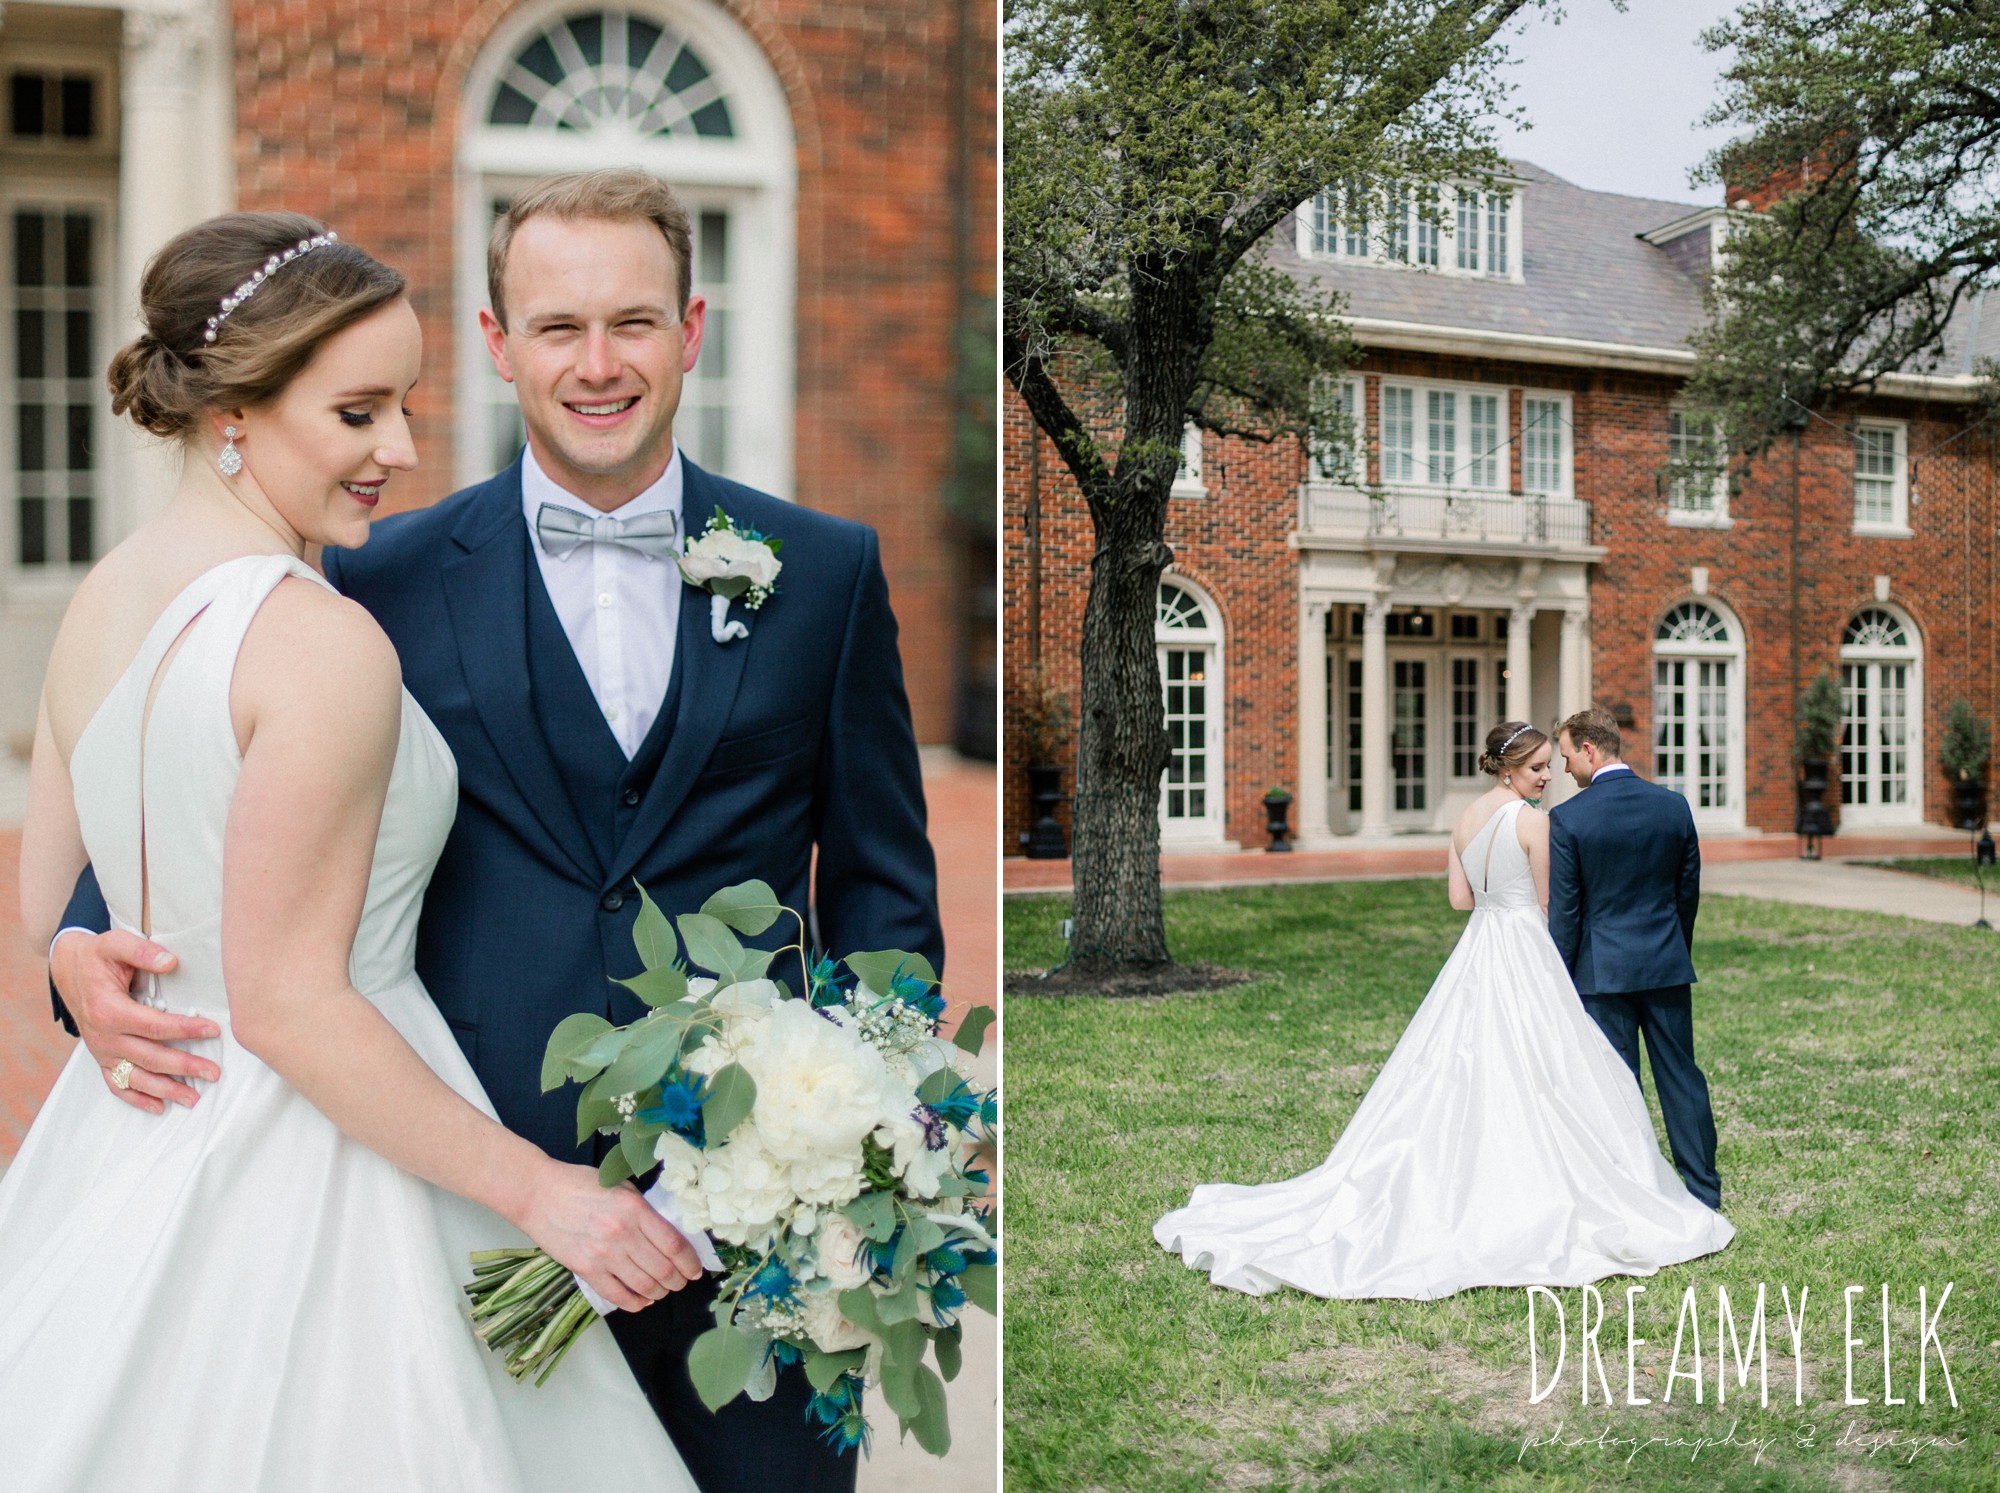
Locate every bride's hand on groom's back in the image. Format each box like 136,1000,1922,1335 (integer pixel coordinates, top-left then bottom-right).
513,1158,704,1312
50,929,217,1115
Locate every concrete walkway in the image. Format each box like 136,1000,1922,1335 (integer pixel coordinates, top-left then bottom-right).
1702,857,1996,927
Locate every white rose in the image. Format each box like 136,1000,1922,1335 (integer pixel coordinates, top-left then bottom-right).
814,1211,875,1291
711,977,781,1016
801,1289,874,1354
680,530,781,590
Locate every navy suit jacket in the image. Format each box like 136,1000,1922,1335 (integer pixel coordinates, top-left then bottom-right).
1547,767,1701,997
61,457,942,1162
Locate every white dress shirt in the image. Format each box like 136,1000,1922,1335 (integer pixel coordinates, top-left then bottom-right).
1590,762,1634,781
522,443,684,759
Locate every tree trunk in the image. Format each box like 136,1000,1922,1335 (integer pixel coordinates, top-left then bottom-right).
1068,507,1173,972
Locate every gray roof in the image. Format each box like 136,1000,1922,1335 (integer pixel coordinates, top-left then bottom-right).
1274,159,2000,378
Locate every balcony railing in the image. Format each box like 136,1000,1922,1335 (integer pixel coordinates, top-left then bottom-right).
1300,483,1594,549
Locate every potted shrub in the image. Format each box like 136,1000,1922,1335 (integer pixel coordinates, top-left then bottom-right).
1794,670,1840,852
1018,664,1073,858
1941,700,1992,830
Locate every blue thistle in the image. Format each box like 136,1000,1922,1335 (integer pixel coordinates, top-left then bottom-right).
746,1257,797,1305
807,953,850,1008
928,1245,966,1276
929,1276,966,1314
926,1077,981,1129
765,1338,803,1369
807,1373,868,1454
634,1075,707,1142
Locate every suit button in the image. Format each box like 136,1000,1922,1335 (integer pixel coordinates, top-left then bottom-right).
622,787,641,807
601,889,625,913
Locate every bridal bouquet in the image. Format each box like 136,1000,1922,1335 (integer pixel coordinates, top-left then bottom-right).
463,880,997,1457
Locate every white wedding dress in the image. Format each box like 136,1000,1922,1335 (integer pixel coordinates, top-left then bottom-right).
0,556,695,1491
1155,797,1734,1298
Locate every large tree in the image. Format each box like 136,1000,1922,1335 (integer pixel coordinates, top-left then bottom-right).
1688,0,2000,452
1005,0,1549,973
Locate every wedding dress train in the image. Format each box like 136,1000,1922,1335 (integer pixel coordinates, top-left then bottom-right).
0,556,694,1490
1154,798,1734,1299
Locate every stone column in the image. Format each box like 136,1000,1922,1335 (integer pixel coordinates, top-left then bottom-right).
1506,602,1534,724
1296,597,1330,844
1558,607,1589,719
1359,596,1391,836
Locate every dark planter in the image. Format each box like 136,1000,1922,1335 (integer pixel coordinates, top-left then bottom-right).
1024,763,1069,859
1795,756,1835,859
1951,777,1988,832
1262,790,1294,853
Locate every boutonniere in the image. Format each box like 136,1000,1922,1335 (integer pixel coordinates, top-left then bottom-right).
677,506,783,644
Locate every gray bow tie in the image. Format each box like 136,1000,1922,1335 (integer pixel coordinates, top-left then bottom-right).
534,503,681,561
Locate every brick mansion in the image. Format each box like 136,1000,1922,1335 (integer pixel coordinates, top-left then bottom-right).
1005,161,1999,851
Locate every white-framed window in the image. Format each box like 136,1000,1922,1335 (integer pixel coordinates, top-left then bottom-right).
458,1,796,496
1852,421,1908,534
1310,375,1363,482
1171,422,1206,497
1652,600,1745,827
1666,409,1729,525
1157,577,1227,842
1838,605,1922,824
1299,180,1520,280
1521,393,1570,497
1378,378,1515,491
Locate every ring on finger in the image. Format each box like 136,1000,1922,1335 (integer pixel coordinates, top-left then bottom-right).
109,1059,136,1091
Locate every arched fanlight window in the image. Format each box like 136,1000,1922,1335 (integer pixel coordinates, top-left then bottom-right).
1656,601,1731,646
1652,598,1744,823
1842,607,1909,649
1157,583,1210,631
487,12,735,138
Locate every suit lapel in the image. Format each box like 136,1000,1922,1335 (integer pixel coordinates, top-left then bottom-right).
607,465,752,888
440,470,599,885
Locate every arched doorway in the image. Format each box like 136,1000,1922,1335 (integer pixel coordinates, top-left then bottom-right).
1157,576,1228,845
1652,599,1745,827
1839,606,1923,825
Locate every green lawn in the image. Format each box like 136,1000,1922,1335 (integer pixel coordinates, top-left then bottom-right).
1858,857,1999,895
1004,883,2000,1491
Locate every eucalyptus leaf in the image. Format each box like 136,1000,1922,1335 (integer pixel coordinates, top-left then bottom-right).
710,574,752,601
916,1068,960,1106
700,1062,757,1144
951,1005,996,1056
575,1072,624,1146
598,1144,636,1187
601,1015,685,1095
909,1363,951,1455
959,1262,997,1315
838,1287,889,1337
803,1346,867,1393
687,1325,757,1412
891,1225,920,1283
721,944,776,984
574,1027,634,1073
908,1217,947,1258
620,1120,665,1179
632,883,677,970
617,964,689,1008
878,1343,922,1419
876,1283,921,1323
934,1327,963,1383
540,1012,613,1092
677,913,746,977
845,949,937,995
700,879,785,936
842,1191,897,1243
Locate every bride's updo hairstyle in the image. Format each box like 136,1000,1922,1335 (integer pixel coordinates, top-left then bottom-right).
1477,721,1547,778
106,211,406,440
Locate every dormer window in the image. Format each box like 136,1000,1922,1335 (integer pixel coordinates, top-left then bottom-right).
1300,180,1518,280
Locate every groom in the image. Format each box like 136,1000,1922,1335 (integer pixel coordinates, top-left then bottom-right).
51,170,941,1491
1547,707,1722,1210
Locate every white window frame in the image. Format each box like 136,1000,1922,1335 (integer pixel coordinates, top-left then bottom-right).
1837,604,1923,826
456,0,797,498
1171,422,1206,497
1156,575,1229,847
1520,390,1573,499
1297,181,1522,283
1852,420,1910,536
1307,375,1364,484
1665,408,1730,527
1377,377,1530,493
1650,599,1746,829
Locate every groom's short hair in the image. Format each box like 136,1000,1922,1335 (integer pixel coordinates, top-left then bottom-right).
1557,707,1622,759
487,170,694,329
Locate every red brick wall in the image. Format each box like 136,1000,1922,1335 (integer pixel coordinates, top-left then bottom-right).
231,0,992,743
1004,353,2000,849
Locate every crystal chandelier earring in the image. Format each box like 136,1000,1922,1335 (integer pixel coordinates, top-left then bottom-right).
218,425,243,477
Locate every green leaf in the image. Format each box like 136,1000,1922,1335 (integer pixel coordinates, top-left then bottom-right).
617,964,689,1009
916,1068,960,1106
877,1283,922,1323
540,1012,614,1092
933,1173,972,1198
699,1062,757,1143
951,1005,996,1056
907,1217,947,1258
891,1223,920,1282
845,949,937,994
601,1014,686,1096
934,1326,962,1383
677,913,746,977
878,1340,922,1419
843,1191,898,1243
598,1144,636,1187
632,883,677,970
700,879,785,936
710,574,752,600
574,1027,634,1073
838,1286,889,1337
803,1346,867,1393
620,1120,665,1179
909,1363,951,1456
959,1262,996,1315
575,1071,624,1146
686,1325,757,1411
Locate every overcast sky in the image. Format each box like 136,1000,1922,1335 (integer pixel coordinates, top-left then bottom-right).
1492,0,1745,207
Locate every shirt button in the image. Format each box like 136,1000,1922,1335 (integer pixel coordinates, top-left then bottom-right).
622,787,642,807
606,705,622,723
601,889,625,913
597,591,614,608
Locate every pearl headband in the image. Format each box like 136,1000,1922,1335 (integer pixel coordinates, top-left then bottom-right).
1497,723,1533,756
203,232,339,344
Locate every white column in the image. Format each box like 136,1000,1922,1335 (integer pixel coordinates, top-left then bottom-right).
1296,597,1330,844
1506,602,1534,724
1558,607,1588,718
1359,597,1391,836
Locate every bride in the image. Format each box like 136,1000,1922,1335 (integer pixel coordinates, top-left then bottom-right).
1155,721,1733,1299
5,214,698,1489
